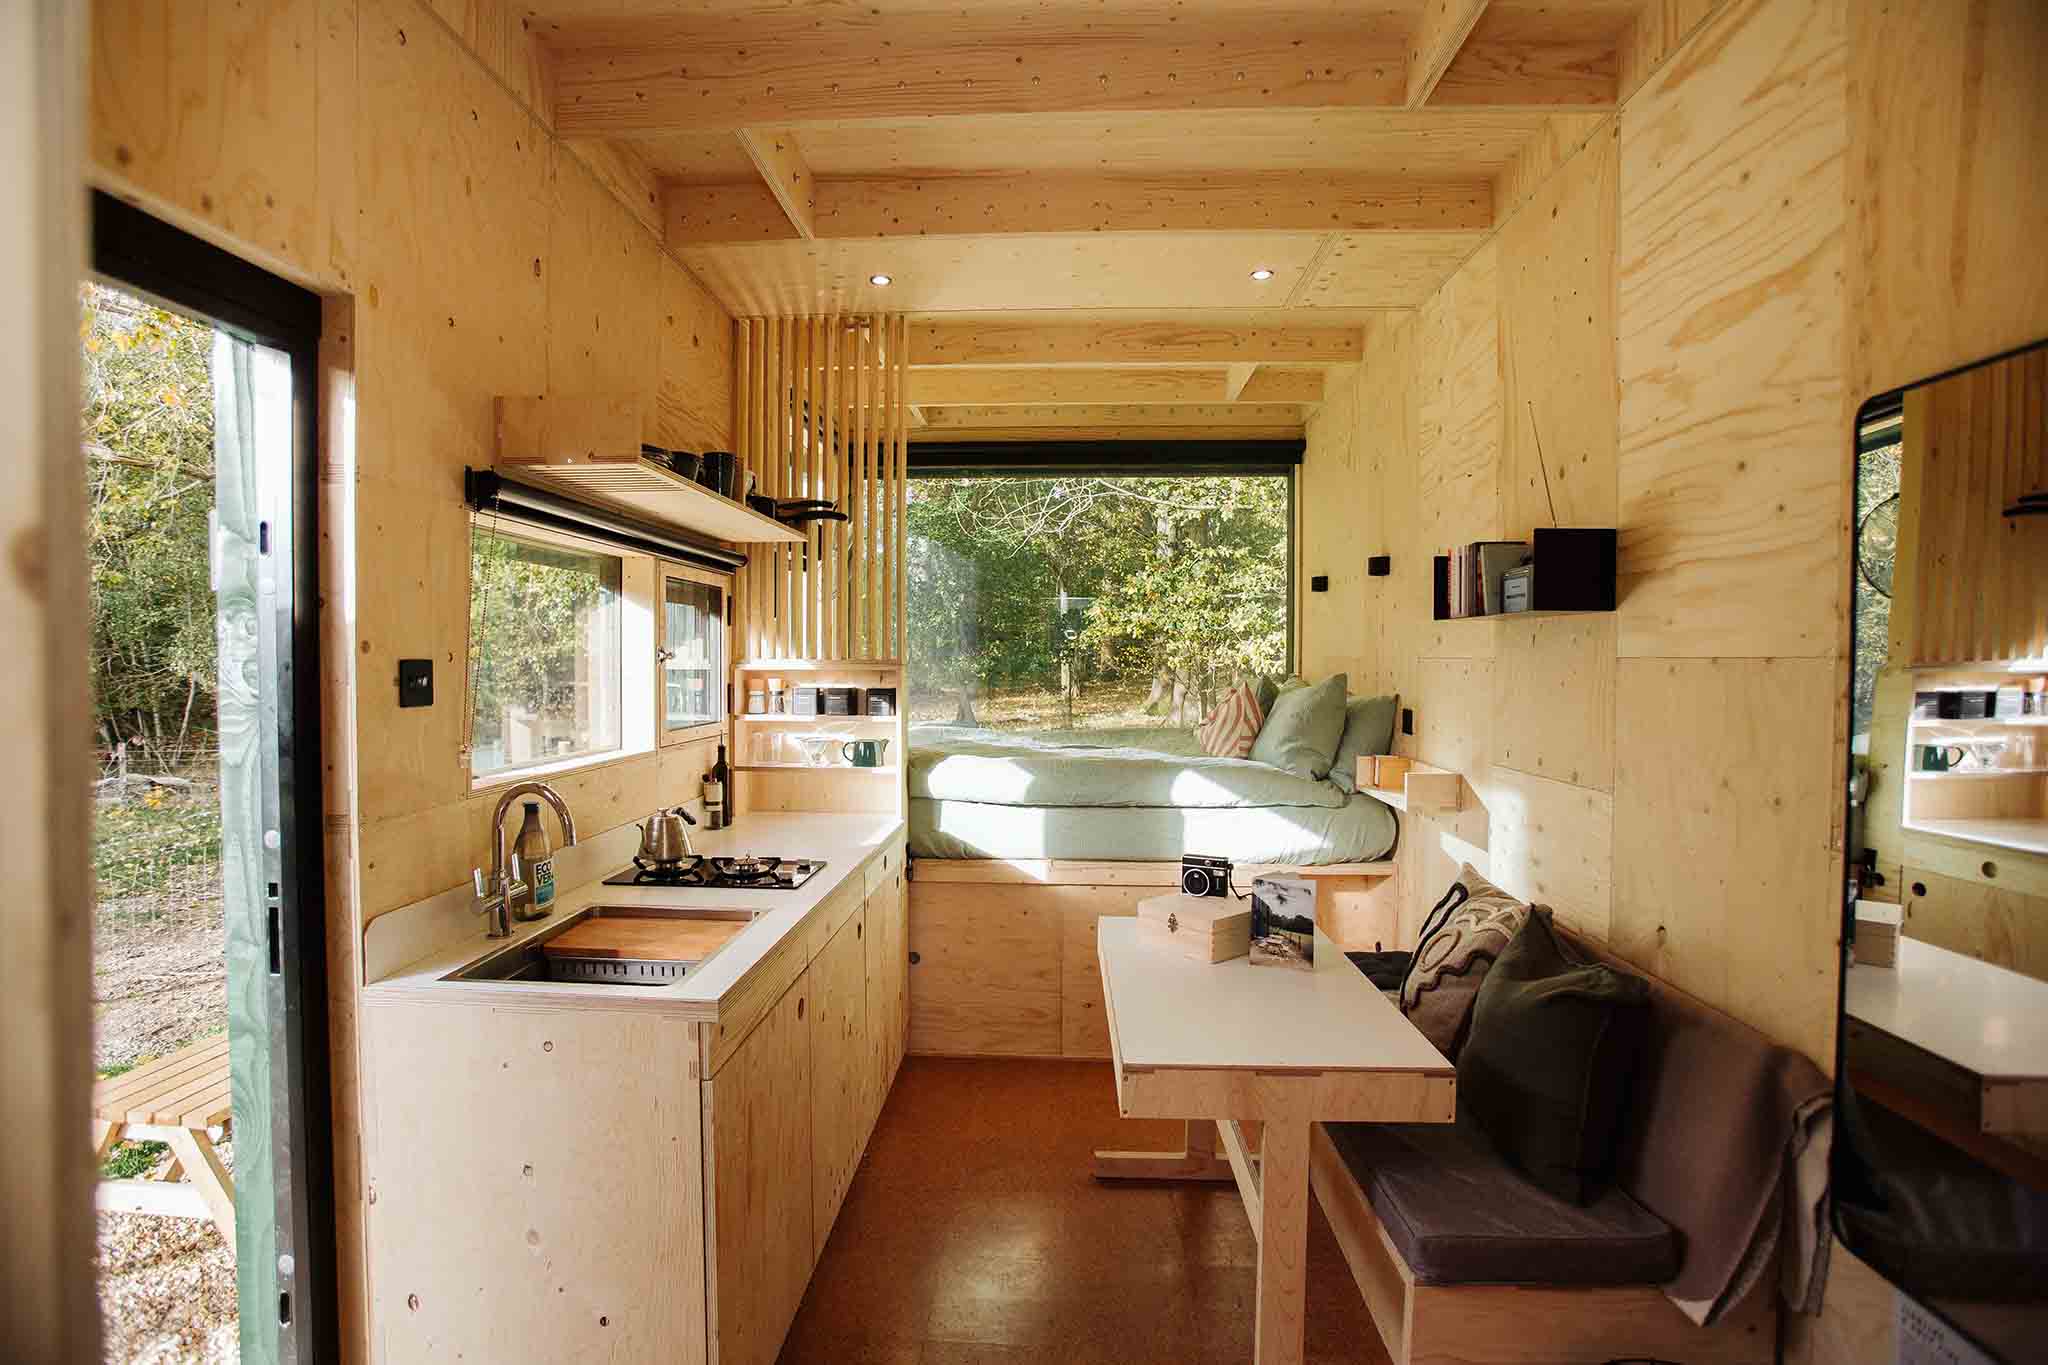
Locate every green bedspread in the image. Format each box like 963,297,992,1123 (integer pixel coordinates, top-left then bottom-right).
907,725,1397,865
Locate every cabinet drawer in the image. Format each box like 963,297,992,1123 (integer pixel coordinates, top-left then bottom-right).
863,837,906,898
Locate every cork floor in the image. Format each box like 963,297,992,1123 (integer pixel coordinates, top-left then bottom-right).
778,1056,1387,1365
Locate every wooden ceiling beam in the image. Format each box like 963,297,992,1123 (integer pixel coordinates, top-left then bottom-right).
547,7,1614,136
1224,363,1260,403
735,128,816,239
666,172,1491,244
907,321,1364,367
908,367,1324,406
911,402,1308,440
1407,0,1495,107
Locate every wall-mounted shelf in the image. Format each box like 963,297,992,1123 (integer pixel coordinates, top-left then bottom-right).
735,763,899,775
1433,527,1617,621
1359,759,1462,814
1903,818,2048,858
737,712,897,725
735,659,903,672
493,395,803,544
1908,768,2048,781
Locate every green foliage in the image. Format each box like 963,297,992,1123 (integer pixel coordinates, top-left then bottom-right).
81,284,219,759
905,475,1290,721
468,530,622,771
102,1139,171,1180
94,787,225,898
1851,441,1902,737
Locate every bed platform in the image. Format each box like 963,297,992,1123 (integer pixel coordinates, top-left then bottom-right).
907,856,1397,1059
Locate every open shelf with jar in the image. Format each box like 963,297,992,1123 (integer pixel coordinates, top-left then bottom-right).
732,661,906,815
1900,673,2048,858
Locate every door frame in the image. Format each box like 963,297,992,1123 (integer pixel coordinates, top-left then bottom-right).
90,189,337,1361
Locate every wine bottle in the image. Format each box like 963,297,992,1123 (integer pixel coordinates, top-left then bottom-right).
705,743,730,829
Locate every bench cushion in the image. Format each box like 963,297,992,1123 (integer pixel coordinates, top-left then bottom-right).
1324,1120,1680,1287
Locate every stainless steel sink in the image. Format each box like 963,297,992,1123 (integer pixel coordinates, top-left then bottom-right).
444,905,758,987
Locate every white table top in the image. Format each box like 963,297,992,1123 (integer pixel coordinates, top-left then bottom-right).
1846,936,2048,1083
1097,918,1452,1076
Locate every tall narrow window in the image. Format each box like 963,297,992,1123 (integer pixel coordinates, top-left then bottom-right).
661,566,726,738
468,530,623,778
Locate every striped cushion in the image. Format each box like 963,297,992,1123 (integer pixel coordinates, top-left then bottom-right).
1198,683,1266,759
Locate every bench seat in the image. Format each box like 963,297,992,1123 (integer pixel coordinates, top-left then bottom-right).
1324,1120,1679,1287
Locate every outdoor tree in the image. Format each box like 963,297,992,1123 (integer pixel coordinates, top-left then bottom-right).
81,284,219,765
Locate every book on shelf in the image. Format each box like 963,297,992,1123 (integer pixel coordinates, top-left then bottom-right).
1440,541,1529,618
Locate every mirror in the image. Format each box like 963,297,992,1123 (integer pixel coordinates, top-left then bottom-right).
1837,340,2047,1362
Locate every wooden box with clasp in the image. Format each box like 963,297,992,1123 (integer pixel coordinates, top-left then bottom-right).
1134,892,1252,964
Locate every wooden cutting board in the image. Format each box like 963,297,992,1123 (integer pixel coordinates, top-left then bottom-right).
540,916,749,961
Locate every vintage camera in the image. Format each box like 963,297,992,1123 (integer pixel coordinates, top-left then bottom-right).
1180,853,1233,898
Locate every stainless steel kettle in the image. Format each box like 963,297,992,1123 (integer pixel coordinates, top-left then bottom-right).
637,805,698,864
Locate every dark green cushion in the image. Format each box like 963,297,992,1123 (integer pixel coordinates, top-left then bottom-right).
1328,694,1399,794
1456,909,1651,1205
1248,672,1348,779
1254,674,1282,716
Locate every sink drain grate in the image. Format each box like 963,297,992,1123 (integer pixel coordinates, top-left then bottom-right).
545,956,692,986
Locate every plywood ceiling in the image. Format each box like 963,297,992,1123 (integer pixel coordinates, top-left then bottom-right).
529,0,1655,440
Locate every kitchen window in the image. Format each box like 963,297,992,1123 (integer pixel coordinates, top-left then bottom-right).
660,562,728,743
468,528,628,780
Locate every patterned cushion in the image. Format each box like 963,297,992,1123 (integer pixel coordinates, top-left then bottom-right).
1197,682,1265,758
1399,864,1531,1057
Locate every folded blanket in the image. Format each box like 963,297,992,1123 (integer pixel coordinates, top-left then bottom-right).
1608,963,1834,1325
909,724,1351,810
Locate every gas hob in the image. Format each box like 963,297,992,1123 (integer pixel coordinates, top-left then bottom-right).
601,856,826,891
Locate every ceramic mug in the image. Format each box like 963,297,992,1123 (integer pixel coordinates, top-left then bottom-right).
1916,744,1966,772
841,738,890,768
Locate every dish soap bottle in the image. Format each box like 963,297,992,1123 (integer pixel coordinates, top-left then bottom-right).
512,800,556,919
703,745,728,830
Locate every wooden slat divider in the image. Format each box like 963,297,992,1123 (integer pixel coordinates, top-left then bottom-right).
733,312,908,662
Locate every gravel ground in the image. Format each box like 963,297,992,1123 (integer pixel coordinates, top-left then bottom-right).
94,894,227,1073
95,894,238,1362
96,1138,239,1364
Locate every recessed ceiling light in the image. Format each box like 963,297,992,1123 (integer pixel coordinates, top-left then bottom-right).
1249,267,1275,281
869,273,893,287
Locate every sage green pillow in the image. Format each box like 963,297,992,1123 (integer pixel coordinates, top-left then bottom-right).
1328,694,1399,794
1248,672,1348,779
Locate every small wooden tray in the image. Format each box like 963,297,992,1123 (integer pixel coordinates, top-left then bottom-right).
541,916,749,962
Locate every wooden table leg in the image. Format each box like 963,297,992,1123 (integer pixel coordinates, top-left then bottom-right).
166,1127,237,1243
1253,1118,1310,1365
1093,1118,1237,1181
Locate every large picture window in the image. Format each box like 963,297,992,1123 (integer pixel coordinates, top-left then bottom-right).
468,529,624,778
907,473,1292,745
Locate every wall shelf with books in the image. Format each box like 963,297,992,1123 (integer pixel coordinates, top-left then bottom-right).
1432,527,1617,622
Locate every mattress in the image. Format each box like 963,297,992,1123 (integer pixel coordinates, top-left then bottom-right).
907,724,1397,865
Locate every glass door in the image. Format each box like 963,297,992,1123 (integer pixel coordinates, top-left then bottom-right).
91,191,332,1363
660,562,728,743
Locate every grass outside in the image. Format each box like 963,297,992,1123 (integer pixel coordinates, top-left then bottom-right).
907,678,1200,741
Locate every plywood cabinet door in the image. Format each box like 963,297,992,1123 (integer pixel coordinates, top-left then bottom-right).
809,908,869,1259
867,866,910,1109
707,974,812,1365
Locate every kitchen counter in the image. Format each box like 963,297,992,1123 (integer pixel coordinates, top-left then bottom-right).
363,811,904,1022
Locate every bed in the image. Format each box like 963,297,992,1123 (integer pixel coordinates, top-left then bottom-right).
907,723,1398,865
903,724,1406,1060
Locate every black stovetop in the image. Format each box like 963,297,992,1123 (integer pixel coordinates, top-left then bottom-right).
601,856,826,891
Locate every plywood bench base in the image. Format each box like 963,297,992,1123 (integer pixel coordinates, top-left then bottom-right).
908,858,1400,1059
1307,1123,1774,1365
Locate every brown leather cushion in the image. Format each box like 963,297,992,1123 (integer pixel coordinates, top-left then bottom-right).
1324,1121,1680,1287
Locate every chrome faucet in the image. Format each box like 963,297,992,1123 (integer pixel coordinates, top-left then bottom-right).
471,781,579,936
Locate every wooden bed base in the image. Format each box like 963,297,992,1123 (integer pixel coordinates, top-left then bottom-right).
1306,1123,1775,1365
906,856,1397,1059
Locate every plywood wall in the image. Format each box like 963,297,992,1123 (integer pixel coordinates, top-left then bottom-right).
1302,0,2048,1102
88,4,739,1361
1298,0,2048,1355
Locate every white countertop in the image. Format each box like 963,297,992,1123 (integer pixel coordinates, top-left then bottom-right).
1097,918,1452,1076
362,812,903,1022
1846,936,2048,1083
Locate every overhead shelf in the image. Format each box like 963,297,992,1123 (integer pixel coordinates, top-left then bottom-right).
493,394,803,544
